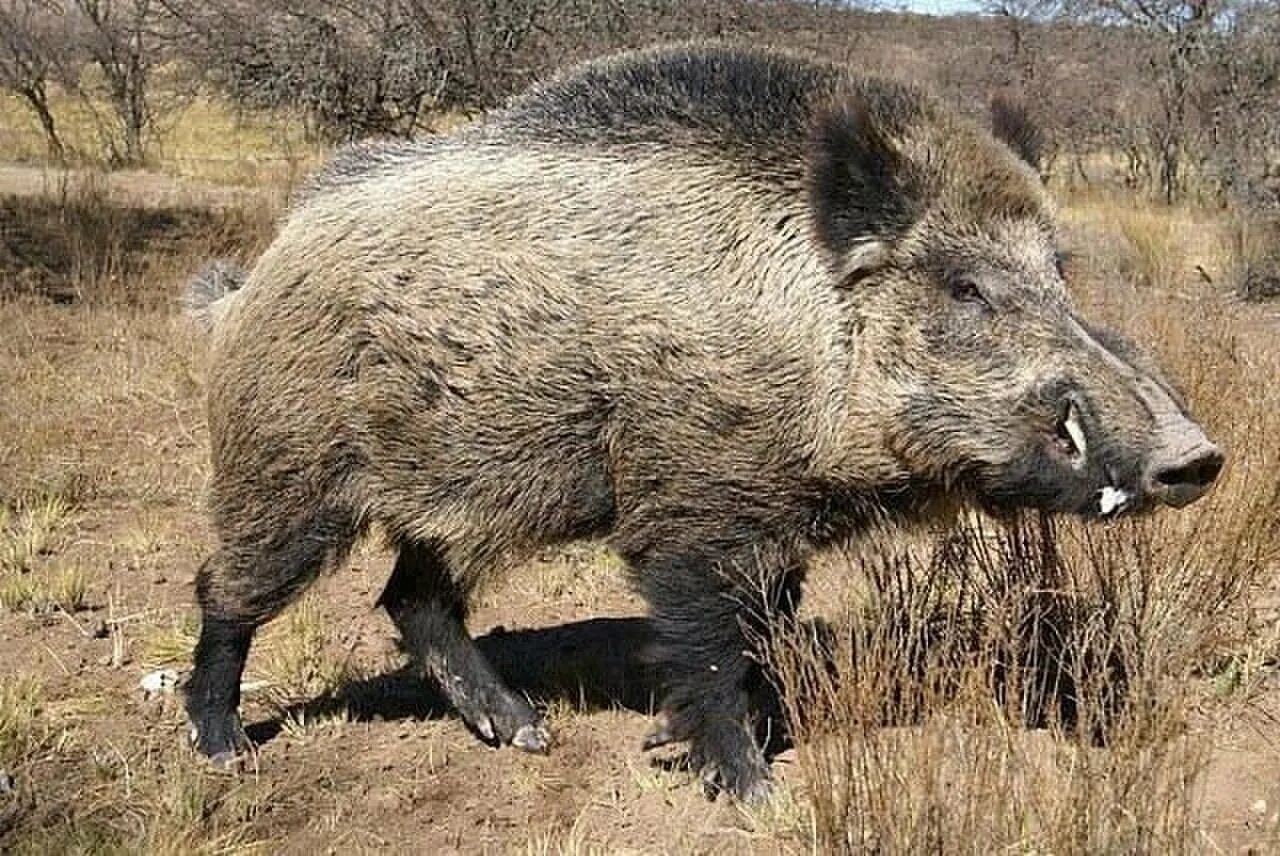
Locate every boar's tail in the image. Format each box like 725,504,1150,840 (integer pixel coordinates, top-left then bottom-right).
184,260,247,333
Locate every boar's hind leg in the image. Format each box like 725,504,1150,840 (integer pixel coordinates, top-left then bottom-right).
379,539,550,754
186,604,253,765
187,506,358,765
634,543,804,804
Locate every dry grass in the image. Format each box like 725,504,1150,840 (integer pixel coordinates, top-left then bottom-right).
523,811,597,856
7,735,282,854
0,494,74,573
140,615,200,670
0,88,321,187
771,514,1234,854
257,594,362,706
0,175,277,308
0,677,46,771
0,495,91,614
0,563,93,615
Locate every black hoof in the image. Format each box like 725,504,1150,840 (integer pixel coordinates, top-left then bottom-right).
689,723,772,804
190,712,252,766
454,688,550,753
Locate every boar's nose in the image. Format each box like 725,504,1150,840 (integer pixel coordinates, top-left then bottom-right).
1144,435,1224,508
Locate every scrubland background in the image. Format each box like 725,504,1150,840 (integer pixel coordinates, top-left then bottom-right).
1,0,1278,852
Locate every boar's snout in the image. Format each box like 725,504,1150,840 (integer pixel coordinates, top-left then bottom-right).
1143,421,1224,508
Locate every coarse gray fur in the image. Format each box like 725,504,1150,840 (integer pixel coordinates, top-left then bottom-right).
184,42,1222,802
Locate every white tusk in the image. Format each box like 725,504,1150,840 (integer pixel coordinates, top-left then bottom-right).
1099,486,1130,515
1064,405,1088,464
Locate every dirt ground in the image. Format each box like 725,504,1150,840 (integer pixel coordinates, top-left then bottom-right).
2,165,1280,853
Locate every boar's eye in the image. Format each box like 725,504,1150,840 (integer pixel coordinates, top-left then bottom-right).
948,276,991,310
1054,250,1070,279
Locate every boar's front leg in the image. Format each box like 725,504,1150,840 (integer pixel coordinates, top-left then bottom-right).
379,539,550,753
625,532,805,803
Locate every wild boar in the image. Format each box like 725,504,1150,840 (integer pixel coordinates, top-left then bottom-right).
183,43,1222,802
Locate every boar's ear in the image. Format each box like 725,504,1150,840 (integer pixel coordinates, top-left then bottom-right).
989,95,1043,173
808,95,919,278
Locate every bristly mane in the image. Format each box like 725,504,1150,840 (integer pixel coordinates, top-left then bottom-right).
489,43,839,152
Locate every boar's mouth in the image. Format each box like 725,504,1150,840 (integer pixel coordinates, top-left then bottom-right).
1022,392,1222,519
1049,396,1137,518
970,387,1223,522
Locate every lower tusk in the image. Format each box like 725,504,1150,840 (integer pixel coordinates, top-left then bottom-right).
1098,485,1130,515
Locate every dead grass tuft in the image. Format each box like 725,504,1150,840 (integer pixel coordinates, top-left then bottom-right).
0,494,74,574
258,595,361,706
769,510,1243,854
141,614,200,670
0,676,45,770
0,495,91,614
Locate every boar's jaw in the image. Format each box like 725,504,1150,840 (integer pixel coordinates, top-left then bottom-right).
913,375,1221,521
1052,397,1134,517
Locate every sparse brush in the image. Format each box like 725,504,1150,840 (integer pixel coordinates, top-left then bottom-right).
258,595,359,704
0,675,44,769
767,501,1255,854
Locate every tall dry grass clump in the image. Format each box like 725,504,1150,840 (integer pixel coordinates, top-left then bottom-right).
768,511,1224,853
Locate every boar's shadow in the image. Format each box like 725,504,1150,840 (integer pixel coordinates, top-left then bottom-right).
245,616,660,746
244,610,1124,753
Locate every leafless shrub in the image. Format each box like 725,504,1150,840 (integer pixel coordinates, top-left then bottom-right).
161,0,749,142
0,0,71,159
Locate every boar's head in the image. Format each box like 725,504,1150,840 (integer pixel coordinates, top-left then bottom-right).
808,86,1222,518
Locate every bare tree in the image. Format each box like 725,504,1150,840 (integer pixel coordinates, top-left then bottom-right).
1063,0,1227,202
67,0,165,165
0,0,69,159
981,0,1060,88
1199,0,1280,209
